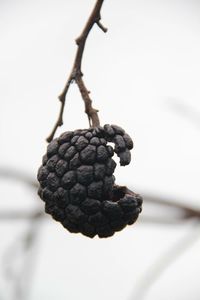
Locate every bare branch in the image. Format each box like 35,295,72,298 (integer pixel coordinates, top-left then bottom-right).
142,193,200,220
0,210,44,220
47,0,106,142
0,167,38,189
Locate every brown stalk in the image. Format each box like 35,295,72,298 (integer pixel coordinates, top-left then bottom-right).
46,0,107,142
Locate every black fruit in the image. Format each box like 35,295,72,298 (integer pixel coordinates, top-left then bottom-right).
37,124,142,238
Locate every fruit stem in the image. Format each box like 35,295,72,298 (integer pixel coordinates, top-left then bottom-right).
46,0,106,142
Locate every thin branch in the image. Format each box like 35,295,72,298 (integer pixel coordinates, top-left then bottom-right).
47,0,107,142
142,193,200,220
0,167,38,189
0,210,44,220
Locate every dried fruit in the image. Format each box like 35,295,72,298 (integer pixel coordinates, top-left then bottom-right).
37,124,142,238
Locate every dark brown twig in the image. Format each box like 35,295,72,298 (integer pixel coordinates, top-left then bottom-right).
46,0,107,142
76,76,100,127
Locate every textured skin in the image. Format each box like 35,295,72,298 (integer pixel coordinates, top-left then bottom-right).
37,124,142,238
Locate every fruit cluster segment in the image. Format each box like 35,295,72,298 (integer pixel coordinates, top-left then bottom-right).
37,125,142,238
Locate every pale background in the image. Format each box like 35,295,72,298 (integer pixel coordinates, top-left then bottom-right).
0,0,200,299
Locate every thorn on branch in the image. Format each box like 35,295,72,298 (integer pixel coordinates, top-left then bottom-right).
96,20,108,32
58,95,64,103
75,37,81,45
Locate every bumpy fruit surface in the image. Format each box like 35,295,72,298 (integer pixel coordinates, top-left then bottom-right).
37,124,142,238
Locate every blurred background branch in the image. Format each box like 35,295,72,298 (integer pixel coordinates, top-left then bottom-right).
1,167,200,300
1,167,200,224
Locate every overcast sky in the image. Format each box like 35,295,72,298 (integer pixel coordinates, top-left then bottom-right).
1,1,200,300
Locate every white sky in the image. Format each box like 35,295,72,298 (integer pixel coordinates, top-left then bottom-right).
0,1,200,300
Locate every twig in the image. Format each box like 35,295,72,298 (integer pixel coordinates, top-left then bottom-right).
142,193,200,220
47,0,107,142
0,167,38,188
0,210,44,220
76,76,100,127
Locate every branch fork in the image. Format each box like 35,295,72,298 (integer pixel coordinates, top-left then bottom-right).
47,0,107,142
